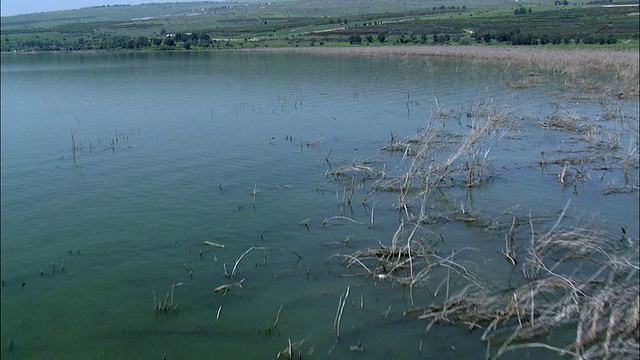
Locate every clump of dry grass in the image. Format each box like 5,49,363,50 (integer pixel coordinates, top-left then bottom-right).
540,111,594,133
331,216,482,307
321,99,518,222
331,161,383,181
372,100,517,199
602,184,639,195
380,131,415,154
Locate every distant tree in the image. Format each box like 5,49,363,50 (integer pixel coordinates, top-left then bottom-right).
365,34,374,43
514,6,528,15
511,33,532,45
539,34,550,45
162,37,175,47
397,35,409,44
377,33,386,43
349,35,362,44
496,32,510,42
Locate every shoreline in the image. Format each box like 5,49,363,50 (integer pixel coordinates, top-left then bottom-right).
3,45,637,92
4,45,638,63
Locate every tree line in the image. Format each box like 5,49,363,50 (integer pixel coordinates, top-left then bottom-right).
472,28,618,46
2,29,623,52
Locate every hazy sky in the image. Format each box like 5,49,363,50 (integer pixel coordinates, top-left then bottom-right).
1,1,219,16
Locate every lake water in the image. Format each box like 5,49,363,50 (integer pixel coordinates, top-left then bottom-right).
1,51,638,359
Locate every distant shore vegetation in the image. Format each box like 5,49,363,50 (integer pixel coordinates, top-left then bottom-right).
1,0,638,52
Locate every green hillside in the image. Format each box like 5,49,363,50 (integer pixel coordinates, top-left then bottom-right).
1,0,638,51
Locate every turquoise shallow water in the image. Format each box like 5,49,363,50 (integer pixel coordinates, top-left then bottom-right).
1,51,637,359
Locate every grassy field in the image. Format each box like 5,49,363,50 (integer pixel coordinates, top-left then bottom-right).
1,0,638,52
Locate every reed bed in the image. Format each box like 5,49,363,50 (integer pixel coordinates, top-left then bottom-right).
255,46,639,97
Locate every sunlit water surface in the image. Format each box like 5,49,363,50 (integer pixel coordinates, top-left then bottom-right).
1,51,637,359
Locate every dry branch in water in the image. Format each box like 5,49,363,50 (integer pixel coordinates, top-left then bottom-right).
334,286,350,340
213,278,245,296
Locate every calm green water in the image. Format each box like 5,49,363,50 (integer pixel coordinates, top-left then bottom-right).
1,51,638,359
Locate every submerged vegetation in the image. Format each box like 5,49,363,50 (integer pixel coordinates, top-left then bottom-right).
1,0,638,52
317,45,639,358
